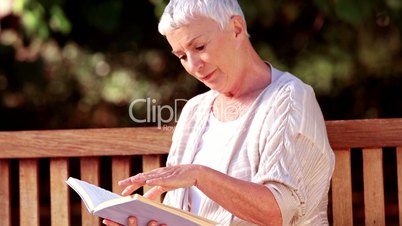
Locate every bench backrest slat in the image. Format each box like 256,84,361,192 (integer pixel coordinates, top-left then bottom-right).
331,149,353,226
0,159,11,226
142,155,164,203
0,128,171,158
19,159,40,226
328,119,402,226
111,157,132,194
1,118,402,225
363,148,386,225
50,158,70,226
80,157,101,226
326,118,402,149
397,147,402,226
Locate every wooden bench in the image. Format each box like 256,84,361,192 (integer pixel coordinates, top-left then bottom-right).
0,118,401,226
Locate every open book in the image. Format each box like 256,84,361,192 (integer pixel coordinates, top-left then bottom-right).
66,177,217,226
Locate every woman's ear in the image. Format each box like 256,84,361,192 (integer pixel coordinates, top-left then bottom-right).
230,15,246,38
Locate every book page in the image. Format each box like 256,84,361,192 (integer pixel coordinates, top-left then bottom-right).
66,177,121,212
67,177,217,225
134,194,218,225
94,194,217,226
94,197,210,226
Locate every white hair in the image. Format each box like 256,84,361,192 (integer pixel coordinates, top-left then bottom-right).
158,0,247,36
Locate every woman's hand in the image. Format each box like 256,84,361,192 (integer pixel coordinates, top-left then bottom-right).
102,166,201,226
118,164,203,200
102,216,166,226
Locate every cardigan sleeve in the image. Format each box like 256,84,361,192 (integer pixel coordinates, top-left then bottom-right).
252,79,334,225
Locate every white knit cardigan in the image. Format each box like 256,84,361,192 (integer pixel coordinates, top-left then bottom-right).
163,66,335,226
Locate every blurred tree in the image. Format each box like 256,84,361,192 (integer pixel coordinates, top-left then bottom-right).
0,0,401,130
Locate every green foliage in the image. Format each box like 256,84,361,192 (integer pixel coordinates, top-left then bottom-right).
0,0,401,130
13,0,71,39
49,5,71,34
334,0,373,25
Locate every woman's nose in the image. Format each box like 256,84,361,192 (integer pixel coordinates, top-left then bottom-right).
187,54,203,74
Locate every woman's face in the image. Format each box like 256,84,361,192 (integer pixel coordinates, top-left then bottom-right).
166,16,243,94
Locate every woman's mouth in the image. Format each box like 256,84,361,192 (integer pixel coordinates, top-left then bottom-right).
200,70,215,81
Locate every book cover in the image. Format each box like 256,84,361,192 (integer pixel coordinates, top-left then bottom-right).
66,177,217,226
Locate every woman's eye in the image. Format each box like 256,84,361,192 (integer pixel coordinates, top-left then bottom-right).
178,55,187,60
195,45,205,51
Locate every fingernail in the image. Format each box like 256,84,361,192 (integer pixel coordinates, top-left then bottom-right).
129,217,136,224
121,188,128,195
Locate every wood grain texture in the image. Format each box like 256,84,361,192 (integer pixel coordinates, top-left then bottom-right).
0,160,11,226
397,147,402,226
0,127,172,158
50,158,70,226
331,150,353,226
1,118,401,157
0,118,401,225
80,157,101,226
363,148,385,226
19,159,39,226
111,156,131,194
326,118,402,149
142,155,163,202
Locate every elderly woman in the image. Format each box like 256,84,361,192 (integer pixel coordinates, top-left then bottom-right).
104,0,335,225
